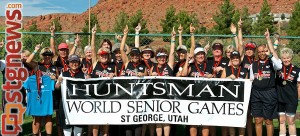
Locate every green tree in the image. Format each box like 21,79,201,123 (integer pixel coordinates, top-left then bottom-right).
232,10,240,25
287,2,300,54
287,2,300,36
23,21,42,52
240,7,253,35
81,14,101,47
113,11,129,33
161,5,178,35
127,10,150,46
252,0,275,35
212,0,235,34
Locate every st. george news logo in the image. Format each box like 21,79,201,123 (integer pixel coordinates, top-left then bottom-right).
1,3,28,135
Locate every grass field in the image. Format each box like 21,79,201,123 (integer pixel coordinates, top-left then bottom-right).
2,73,300,135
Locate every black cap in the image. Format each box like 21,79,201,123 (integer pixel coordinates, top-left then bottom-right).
230,51,241,58
42,51,54,56
212,43,223,50
130,47,141,55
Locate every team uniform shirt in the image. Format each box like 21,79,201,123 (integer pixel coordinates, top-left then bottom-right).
152,63,173,76
207,57,230,78
249,58,282,91
82,58,93,75
91,62,115,78
224,65,248,79
125,62,146,76
58,70,85,129
115,60,125,77
54,56,69,74
276,64,300,105
241,55,255,69
173,60,186,76
23,75,55,116
189,62,213,77
37,62,57,77
141,59,154,75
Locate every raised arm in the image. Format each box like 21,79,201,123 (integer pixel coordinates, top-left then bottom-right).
237,19,244,58
91,24,97,68
264,28,279,59
180,54,192,77
230,23,238,51
190,23,196,55
120,25,129,64
178,24,183,46
69,34,80,56
168,27,176,69
135,23,141,48
50,22,56,56
26,44,41,63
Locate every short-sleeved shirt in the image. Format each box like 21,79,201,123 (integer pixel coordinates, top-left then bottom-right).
207,57,230,78
125,62,146,76
141,59,154,75
276,64,300,104
189,62,213,77
173,60,186,76
23,75,55,116
224,65,248,79
152,63,173,76
82,58,93,75
54,56,68,74
251,59,276,91
115,60,125,77
241,55,255,69
91,62,115,78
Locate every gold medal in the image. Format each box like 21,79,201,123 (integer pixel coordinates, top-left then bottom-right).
258,76,263,80
282,80,287,85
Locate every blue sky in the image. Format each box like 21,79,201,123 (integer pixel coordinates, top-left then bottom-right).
0,0,98,16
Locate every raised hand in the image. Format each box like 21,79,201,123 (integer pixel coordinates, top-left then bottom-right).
75,34,80,45
230,23,236,34
190,23,195,33
178,24,183,34
238,18,243,28
171,27,176,37
92,24,97,34
124,25,129,35
35,44,42,51
228,74,236,80
204,41,210,52
50,22,55,33
264,28,270,39
115,33,122,41
135,23,141,32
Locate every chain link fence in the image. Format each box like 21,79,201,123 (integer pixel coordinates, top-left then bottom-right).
1,32,300,66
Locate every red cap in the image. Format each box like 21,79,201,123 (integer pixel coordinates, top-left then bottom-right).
98,50,109,55
245,43,256,49
58,43,69,50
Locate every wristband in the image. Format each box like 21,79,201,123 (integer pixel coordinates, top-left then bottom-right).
33,51,37,54
232,34,237,37
273,44,278,47
268,54,273,59
74,44,78,48
171,40,175,43
51,36,55,38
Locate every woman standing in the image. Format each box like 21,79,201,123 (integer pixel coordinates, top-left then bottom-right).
90,25,116,136
181,47,213,136
221,51,248,136
150,28,176,136
55,55,86,136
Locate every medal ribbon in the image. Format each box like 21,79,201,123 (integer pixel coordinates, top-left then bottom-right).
195,62,206,76
283,65,293,81
231,66,241,78
69,70,80,78
36,70,42,95
117,63,125,77
213,57,222,75
156,64,166,76
86,59,93,74
257,59,268,77
60,56,68,72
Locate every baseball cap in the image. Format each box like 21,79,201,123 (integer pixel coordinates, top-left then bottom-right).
156,52,168,57
194,47,205,55
212,43,223,50
58,43,69,50
130,47,141,55
112,43,128,53
68,54,80,62
230,51,241,58
141,46,154,58
176,45,188,51
245,42,256,49
42,50,54,56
